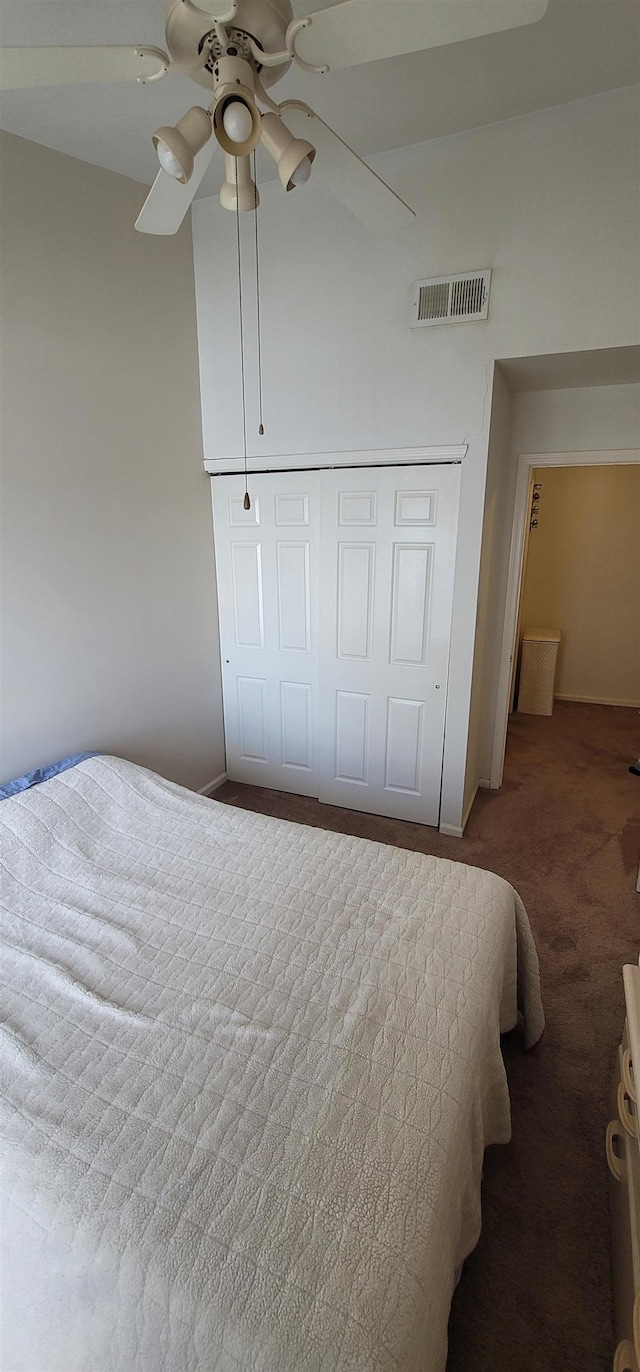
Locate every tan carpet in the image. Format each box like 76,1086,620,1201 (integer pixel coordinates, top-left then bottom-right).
215,701,640,1371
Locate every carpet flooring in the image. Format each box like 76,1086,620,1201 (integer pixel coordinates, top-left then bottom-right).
215,701,640,1371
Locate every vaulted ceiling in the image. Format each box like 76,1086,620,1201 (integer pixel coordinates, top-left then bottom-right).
1,0,639,199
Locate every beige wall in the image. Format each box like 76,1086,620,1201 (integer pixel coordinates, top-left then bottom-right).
471,378,640,788
0,132,225,790
519,463,640,706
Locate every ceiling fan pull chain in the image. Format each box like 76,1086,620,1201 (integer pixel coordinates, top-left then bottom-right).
252,149,265,437
234,158,250,510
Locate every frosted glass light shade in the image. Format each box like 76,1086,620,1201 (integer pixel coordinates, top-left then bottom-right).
156,142,184,180
290,154,312,186
222,101,254,144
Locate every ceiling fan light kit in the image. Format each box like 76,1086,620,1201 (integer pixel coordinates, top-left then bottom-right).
153,105,212,183
260,112,315,192
211,55,263,157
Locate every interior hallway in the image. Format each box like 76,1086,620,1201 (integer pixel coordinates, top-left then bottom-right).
216,700,640,1371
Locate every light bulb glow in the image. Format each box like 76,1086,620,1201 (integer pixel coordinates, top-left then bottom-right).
290,155,312,187
157,141,184,180
222,101,253,144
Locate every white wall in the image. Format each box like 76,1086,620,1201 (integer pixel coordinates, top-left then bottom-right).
192,86,640,830
0,133,225,791
510,382,640,457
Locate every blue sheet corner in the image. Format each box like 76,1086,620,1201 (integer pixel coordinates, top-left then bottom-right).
0,752,100,801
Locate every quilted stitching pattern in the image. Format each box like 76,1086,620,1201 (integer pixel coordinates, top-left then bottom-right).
0,756,543,1372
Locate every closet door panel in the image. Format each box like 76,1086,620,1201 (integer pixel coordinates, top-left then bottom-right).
212,473,320,794
213,464,460,825
318,465,460,825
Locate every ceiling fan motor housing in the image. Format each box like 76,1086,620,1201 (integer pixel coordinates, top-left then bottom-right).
165,0,293,89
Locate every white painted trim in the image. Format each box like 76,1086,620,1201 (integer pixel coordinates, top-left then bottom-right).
512,450,640,468
461,781,479,833
198,771,228,796
478,777,491,789
490,448,640,790
204,444,467,475
440,781,478,838
554,693,640,709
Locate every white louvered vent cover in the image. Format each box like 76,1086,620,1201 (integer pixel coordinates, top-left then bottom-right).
411,269,491,327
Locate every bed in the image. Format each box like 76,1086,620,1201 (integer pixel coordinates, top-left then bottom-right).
0,754,544,1371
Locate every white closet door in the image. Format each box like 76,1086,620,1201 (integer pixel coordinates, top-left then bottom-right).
212,472,320,792
318,465,460,825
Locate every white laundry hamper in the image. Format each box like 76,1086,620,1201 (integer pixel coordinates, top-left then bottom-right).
517,627,561,715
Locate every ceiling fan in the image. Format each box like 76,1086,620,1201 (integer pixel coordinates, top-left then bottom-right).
1,0,549,235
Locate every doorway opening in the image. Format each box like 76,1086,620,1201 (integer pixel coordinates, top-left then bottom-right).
493,453,640,787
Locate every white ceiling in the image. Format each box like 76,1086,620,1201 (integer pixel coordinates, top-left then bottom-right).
499,345,640,392
1,0,639,202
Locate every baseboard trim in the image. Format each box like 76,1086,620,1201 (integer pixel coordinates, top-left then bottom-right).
198,771,228,797
478,777,491,790
554,693,640,709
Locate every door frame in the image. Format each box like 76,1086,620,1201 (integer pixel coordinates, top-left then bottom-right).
489,447,640,790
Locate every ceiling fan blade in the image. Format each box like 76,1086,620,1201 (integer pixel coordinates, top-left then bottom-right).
294,0,549,71
280,101,415,233
0,46,170,91
135,143,216,236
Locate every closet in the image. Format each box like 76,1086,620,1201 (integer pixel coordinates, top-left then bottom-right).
211,463,460,826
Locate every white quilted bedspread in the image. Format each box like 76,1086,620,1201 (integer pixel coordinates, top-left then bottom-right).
0,756,543,1372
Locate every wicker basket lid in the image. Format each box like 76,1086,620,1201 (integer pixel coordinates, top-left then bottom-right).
522,627,561,643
